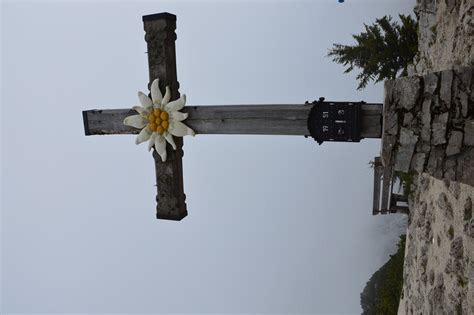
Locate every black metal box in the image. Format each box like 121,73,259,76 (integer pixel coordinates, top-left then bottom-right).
307,99,362,144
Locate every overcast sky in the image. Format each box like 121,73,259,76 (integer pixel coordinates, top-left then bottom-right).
2,0,413,314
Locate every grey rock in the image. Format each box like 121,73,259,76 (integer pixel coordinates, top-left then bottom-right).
446,131,463,156
384,111,399,135
411,153,427,172
471,78,474,103
416,141,431,153
429,269,435,286
450,237,463,259
456,148,474,186
464,120,474,146
426,147,444,178
464,197,472,220
411,295,425,313
465,219,474,238
395,76,421,111
436,192,453,219
417,0,436,11
432,96,442,111
425,221,433,239
444,167,456,181
420,242,429,257
457,67,472,91
425,208,434,225
449,181,461,200
432,112,449,145
394,128,419,172
469,265,474,286
420,175,430,191
428,275,445,314
421,98,432,142
444,158,456,169
381,134,397,166
420,272,428,285
424,73,439,94
459,91,468,117
445,258,463,274
440,70,453,107
443,178,451,189
445,0,456,12
403,112,415,127
420,201,428,218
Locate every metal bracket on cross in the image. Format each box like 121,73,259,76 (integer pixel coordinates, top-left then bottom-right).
307,97,365,145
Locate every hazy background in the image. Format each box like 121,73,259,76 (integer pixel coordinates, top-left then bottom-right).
2,0,412,313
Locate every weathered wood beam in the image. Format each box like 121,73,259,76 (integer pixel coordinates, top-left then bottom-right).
380,165,392,214
83,103,383,137
143,12,187,221
185,105,309,135
372,156,382,215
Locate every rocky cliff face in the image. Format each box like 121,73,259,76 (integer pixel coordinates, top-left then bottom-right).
408,0,473,76
397,0,474,314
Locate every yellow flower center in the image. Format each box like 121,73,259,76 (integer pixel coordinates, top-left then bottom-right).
160,111,169,120
148,109,169,134
148,113,155,122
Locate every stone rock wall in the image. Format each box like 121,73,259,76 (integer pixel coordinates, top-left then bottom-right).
398,174,473,315
382,67,474,186
395,1,474,314
409,0,474,76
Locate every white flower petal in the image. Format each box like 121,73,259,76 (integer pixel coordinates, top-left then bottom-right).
169,120,195,137
148,133,156,151
164,94,186,112
123,115,147,129
154,135,167,162
162,86,171,106
163,131,177,150
151,79,162,106
169,111,188,122
138,91,153,110
135,127,152,145
132,106,149,117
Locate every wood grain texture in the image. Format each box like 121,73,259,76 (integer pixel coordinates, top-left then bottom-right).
83,109,139,135
83,103,383,137
361,114,382,138
143,14,187,221
183,105,310,135
380,165,392,214
372,157,382,215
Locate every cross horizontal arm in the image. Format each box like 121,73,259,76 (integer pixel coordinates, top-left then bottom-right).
83,103,382,137
185,105,310,135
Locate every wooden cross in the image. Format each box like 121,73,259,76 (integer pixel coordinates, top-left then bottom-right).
82,12,383,221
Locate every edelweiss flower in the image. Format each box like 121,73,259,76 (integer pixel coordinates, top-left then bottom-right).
123,79,195,162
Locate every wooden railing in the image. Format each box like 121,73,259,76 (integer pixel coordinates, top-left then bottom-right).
372,156,409,215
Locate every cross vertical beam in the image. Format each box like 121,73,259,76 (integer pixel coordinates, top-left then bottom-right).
143,13,187,220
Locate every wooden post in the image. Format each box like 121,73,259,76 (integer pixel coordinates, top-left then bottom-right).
380,165,392,214
143,13,187,220
372,157,382,215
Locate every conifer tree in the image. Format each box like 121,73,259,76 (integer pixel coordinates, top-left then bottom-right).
328,15,418,90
